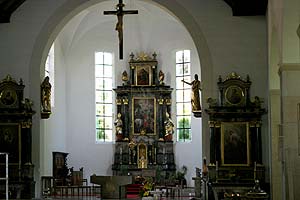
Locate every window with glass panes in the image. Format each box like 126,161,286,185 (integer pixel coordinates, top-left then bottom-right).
176,50,192,142
45,43,55,106
95,52,113,142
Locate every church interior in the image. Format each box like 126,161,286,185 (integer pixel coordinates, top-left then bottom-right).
0,0,299,199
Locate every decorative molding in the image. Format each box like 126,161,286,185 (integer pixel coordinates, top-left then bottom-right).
278,63,300,75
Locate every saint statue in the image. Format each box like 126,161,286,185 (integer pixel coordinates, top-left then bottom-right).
41,76,51,112
164,112,174,136
164,112,174,141
138,147,147,168
122,70,129,85
114,113,123,141
158,70,165,85
182,74,202,111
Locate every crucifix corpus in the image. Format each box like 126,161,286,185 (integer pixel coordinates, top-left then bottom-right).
104,0,138,59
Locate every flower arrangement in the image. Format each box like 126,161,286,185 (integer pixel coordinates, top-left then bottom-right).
139,177,154,197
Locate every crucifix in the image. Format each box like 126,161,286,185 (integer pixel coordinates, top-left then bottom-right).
104,0,138,59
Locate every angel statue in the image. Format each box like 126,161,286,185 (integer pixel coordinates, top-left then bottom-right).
158,70,165,85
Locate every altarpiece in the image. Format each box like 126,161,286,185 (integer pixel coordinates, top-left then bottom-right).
112,52,176,182
205,72,268,199
0,75,35,199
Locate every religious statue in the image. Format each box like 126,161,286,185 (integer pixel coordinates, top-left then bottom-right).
23,98,33,112
158,70,165,85
164,112,174,141
103,0,138,59
115,14,123,44
114,113,123,141
41,76,52,113
138,147,147,168
182,74,202,111
122,70,129,85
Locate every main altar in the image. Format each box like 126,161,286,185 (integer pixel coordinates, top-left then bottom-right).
112,52,176,182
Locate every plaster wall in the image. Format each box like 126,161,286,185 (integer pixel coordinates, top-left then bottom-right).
0,0,268,196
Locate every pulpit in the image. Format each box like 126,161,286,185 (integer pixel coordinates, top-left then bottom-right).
111,52,176,183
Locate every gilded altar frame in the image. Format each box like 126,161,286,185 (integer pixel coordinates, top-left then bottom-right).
221,122,250,166
132,97,156,135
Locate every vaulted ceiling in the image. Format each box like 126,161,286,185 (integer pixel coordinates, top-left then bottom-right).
0,0,268,23
0,0,26,23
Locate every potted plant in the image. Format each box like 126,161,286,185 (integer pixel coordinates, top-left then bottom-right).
176,165,187,187
139,177,154,200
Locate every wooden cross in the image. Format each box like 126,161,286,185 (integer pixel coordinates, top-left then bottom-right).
104,0,138,60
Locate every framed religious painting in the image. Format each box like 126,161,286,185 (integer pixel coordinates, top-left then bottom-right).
132,97,156,135
224,85,245,106
0,123,21,164
221,122,250,166
135,65,152,86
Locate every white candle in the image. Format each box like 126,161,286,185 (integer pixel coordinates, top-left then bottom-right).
120,147,122,154
216,161,218,171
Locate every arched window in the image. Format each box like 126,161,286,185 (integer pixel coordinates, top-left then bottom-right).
45,43,55,106
95,52,113,142
175,50,192,142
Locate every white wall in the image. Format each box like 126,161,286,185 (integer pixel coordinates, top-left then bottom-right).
56,0,202,186
0,0,268,196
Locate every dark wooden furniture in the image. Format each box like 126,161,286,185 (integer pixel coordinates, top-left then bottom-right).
112,52,176,183
205,72,268,199
52,151,69,186
0,75,35,199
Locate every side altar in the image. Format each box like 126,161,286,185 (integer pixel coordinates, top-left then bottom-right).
205,72,268,199
112,52,176,182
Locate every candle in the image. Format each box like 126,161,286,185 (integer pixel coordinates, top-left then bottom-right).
120,147,122,154
163,147,166,154
216,161,218,171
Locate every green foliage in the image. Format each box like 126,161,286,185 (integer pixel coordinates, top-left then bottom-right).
177,117,191,140
176,165,187,180
139,177,154,197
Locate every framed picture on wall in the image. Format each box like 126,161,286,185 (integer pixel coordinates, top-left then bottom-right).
135,65,152,86
0,123,21,164
132,97,156,135
221,122,250,166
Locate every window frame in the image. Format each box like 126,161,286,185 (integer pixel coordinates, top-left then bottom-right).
95,52,114,143
175,50,192,142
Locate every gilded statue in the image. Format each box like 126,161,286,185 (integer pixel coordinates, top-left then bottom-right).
41,76,51,112
164,112,174,137
122,70,129,85
114,113,123,136
138,147,147,168
182,74,202,111
158,70,165,85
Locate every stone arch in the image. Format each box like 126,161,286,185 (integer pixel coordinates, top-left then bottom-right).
29,0,213,191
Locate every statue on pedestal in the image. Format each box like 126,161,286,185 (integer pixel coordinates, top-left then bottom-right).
182,74,202,112
114,113,123,141
164,112,174,141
